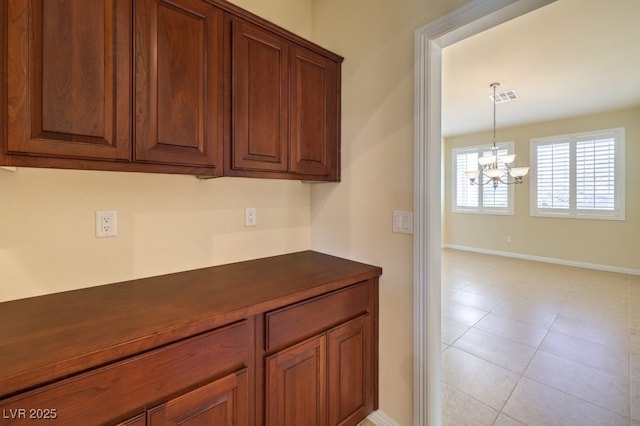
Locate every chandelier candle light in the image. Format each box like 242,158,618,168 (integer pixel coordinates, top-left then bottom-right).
465,82,529,189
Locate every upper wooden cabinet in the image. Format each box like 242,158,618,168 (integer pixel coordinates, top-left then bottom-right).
227,17,342,181
134,0,224,170
290,45,340,180
4,0,132,161
1,0,341,180
229,18,289,173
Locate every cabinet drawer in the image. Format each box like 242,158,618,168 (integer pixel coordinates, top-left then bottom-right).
265,281,370,352
0,321,249,425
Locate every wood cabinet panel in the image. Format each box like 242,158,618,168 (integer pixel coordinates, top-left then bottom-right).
328,315,373,426
265,281,369,352
148,369,248,426
134,0,223,169
116,413,146,426
0,322,249,425
266,335,327,426
5,0,131,160
230,18,289,172
289,45,339,180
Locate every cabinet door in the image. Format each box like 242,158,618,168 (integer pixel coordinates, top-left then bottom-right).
266,335,327,426
134,0,224,169
148,369,248,426
231,19,289,172
116,413,146,426
5,0,131,160
328,315,373,426
289,45,339,180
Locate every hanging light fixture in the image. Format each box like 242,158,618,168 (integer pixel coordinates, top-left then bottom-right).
465,82,529,189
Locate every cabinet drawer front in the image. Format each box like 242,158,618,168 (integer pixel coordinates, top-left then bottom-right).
265,282,370,352
0,321,249,426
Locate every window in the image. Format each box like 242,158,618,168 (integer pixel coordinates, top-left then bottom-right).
531,128,625,220
452,142,514,215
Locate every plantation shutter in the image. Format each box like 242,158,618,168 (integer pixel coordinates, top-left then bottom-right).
576,137,615,210
536,142,570,209
456,151,478,208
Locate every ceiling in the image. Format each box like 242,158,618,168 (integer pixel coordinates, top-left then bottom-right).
441,0,640,138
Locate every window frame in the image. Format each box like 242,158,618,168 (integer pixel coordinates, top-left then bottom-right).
452,141,515,215
530,127,625,221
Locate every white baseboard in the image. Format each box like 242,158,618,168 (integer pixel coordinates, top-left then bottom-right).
442,244,640,276
366,410,401,426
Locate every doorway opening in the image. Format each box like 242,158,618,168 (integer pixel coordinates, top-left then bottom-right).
412,1,556,424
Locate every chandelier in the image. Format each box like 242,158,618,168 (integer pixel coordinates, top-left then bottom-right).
465,82,529,189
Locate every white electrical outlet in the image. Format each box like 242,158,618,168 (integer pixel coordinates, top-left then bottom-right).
245,207,257,227
96,211,117,238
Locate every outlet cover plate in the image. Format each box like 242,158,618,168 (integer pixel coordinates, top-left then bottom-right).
245,207,256,227
96,211,117,238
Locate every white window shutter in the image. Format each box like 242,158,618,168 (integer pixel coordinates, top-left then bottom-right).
576,137,615,210
536,142,570,209
455,151,478,208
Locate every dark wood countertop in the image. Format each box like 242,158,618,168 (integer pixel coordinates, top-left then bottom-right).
0,251,382,399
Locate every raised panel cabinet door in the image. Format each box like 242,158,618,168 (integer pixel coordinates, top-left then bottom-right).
5,0,132,160
328,315,373,426
289,45,339,180
266,335,327,426
231,18,289,172
148,369,248,426
116,413,146,426
135,0,224,169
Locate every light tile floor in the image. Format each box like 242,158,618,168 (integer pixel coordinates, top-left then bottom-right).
441,248,640,426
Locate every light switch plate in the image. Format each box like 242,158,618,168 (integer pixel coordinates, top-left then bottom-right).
392,210,413,235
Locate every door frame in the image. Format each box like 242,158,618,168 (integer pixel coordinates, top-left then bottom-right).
412,1,556,424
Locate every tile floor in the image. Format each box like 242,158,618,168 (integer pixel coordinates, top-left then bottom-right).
441,248,640,426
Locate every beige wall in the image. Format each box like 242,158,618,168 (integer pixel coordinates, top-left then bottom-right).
310,0,472,423
231,0,312,38
0,0,314,303
0,170,311,302
444,106,640,272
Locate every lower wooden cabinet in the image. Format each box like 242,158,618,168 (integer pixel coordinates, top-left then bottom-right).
148,369,248,426
114,369,249,426
116,414,147,426
266,335,327,426
0,252,380,426
0,322,249,425
328,315,373,426
265,316,373,426
263,283,376,426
